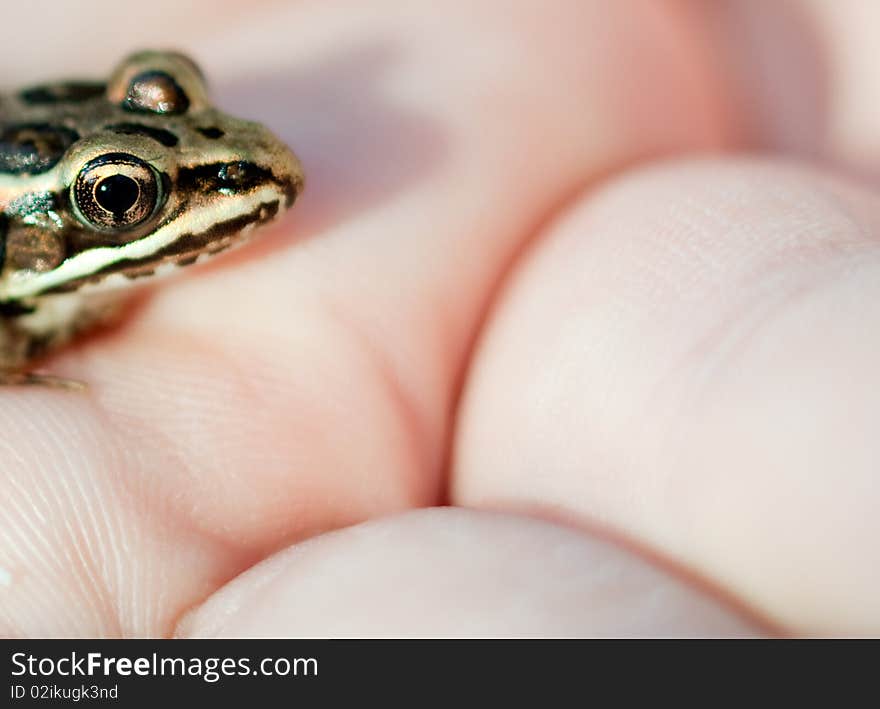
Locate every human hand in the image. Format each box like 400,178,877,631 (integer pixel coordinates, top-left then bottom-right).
1,0,876,637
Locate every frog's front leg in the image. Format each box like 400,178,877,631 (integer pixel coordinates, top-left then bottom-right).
0,310,80,389
0,370,87,390
0,294,123,390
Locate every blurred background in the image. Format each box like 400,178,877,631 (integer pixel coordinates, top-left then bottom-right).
0,0,880,164
3,0,879,183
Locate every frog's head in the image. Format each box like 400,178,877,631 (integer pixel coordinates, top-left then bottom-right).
0,50,303,300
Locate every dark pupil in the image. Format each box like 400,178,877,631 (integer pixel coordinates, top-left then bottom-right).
95,174,139,216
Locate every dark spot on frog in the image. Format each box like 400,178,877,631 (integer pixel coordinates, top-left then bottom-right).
5,224,66,273
197,126,224,139
123,268,156,280
0,123,80,175
259,200,280,222
19,82,105,105
123,71,190,115
105,122,179,147
177,161,276,194
0,300,35,318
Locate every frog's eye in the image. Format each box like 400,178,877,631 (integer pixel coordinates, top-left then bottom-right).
72,153,162,231
107,51,208,114
123,71,190,115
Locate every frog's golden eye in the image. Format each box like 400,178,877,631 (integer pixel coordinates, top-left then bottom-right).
107,51,209,114
124,71,189,115
72,153,163,231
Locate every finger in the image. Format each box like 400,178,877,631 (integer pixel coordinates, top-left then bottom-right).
453,159,880,635
691,0,880,173
0,0,281,83
0,2,730,636
176,508,765,637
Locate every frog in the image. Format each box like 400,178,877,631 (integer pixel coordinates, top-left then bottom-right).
0,50,304,386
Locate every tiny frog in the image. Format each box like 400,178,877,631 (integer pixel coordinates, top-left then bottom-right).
0,50,303,385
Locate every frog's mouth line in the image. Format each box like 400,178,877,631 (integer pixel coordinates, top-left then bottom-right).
0,185,284,300
99,197,281,283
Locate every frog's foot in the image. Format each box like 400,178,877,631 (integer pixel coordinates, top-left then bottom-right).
0,371,87,391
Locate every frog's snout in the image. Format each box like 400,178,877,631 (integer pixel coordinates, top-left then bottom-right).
270,140,304,209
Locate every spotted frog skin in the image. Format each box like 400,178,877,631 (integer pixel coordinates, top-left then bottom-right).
0,50,303,381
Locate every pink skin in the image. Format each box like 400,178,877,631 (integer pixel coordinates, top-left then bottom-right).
0,0,876,637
